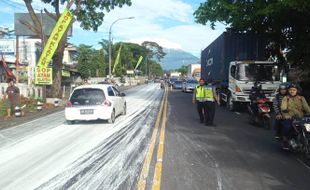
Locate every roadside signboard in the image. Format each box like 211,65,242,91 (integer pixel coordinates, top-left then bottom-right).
126,70,134,75
62,69,70,77
35,67,52,85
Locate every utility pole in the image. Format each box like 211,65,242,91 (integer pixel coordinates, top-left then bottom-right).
15,35,19,83
108,17,134,78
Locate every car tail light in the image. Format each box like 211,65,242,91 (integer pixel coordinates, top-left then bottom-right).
235,85,242,92
66,101,73,107
103,100,112,107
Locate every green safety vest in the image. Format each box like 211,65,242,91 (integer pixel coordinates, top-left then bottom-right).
205,85,215,102
196,86,206,102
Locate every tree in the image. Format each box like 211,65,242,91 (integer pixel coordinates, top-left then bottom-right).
176,65,188,76
77,45,106,78
142,41,166,61
23,0,132,97
149,61,164,76
194,0,310,70
76,44,92,79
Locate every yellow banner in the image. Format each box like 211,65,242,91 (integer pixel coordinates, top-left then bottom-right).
113,44,123,74
35,67,53,85
135,56,143,70
37,8,73,68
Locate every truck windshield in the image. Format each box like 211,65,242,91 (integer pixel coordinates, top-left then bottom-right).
193,72,201,78
237,64,280,82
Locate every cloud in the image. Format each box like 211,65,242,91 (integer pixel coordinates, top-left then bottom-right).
0,0,226,57
127,37,182,49
69,0,225,56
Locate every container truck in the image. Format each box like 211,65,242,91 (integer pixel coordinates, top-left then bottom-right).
201,32,282,111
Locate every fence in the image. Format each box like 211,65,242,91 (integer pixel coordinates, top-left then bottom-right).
0,83,43,99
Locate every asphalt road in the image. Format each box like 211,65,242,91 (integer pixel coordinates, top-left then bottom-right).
1,85,310,190
160,89,310,190
0,84,163,190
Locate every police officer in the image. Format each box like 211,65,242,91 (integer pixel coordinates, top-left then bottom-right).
192,78,207,123
204,78,220,126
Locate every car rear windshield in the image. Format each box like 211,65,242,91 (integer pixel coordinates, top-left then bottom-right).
70,88,106,106
174,81,182,84
187,80,198,84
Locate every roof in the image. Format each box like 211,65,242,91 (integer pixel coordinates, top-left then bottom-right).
73,84,113,91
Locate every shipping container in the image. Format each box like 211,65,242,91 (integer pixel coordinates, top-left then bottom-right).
201,32,269,84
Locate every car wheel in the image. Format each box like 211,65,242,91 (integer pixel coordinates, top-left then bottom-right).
67,120,75,125
122,104,127,115
108,110,116,124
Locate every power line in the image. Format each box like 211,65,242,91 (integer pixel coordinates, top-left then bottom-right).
5,0,41,12
0,0,26,11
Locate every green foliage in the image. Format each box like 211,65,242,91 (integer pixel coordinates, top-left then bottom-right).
41,0,132,31
77,44,93,79
0,100,6,117
77,41,165,77
176,65,188,76
148,60,164,76
194,0,310,69
142,41,166,61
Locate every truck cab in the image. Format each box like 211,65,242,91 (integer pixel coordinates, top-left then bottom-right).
192,68,201,81
222,61,281,111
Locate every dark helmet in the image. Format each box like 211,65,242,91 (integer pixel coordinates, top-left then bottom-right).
288,83,298,89
279,83,287,90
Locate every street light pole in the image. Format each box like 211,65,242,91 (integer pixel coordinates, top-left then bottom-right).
108,16,134,78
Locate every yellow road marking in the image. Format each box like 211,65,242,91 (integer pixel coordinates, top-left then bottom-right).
152,89,168,190
137,88,166,190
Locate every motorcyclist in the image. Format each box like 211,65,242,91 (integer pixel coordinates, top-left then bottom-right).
249,82,266,115
273,83,288,139
280,83,310,149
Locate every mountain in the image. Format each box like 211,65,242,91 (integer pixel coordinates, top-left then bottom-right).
160,48,199,70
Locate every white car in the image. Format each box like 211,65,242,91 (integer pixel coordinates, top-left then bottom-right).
65,84,126,124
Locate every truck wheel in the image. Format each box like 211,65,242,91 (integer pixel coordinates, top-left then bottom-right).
227,96,235,111
219,94,225,107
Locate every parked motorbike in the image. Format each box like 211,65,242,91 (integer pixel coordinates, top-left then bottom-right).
286,116,310,158
248,98,272,129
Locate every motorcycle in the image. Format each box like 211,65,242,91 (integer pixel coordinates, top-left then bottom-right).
286,116,310,158
248,98,272,129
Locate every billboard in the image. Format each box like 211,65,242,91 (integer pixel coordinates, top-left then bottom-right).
35,67,52,85
14,13,72,37
0,39,15,55
0,39,16,63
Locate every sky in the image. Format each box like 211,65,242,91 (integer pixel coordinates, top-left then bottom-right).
0,0,225,57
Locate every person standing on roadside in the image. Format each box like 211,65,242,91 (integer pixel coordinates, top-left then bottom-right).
204,78,220,126
192,78,207,124
5,79,20,119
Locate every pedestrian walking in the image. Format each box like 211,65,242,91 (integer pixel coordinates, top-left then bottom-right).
204,79,220,126
192,78,207,124
4,79,20,119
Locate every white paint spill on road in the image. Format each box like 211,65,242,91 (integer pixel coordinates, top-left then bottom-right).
0,83,162,190
235,112,241,115
297,158,310,171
